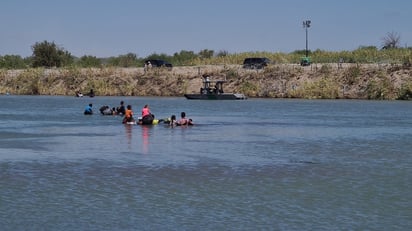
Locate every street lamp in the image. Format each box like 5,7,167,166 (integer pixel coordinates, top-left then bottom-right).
303,20,311,57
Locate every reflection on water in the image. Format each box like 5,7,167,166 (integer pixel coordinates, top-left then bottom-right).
123,123,152,155
141,125,150,154
124,123,133,148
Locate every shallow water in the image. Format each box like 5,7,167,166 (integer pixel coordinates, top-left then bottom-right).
1,95,411,230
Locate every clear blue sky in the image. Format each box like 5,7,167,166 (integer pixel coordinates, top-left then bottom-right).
1,0,411,58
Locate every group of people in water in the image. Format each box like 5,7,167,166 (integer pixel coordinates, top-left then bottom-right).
76,89,95,98
84,101,126,115
98,101,126,116
84,100,193,126
167,112,193,126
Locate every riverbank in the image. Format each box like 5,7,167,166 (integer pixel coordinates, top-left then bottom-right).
1,63,411,99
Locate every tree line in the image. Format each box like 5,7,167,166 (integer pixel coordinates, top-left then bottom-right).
0,40,224,69
0,33,411,70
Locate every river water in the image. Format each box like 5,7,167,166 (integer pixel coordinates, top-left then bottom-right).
0,95,411,230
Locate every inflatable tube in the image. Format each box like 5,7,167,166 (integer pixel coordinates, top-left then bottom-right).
125,119,159,125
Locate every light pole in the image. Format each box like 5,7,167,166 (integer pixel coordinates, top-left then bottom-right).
303,20,311,57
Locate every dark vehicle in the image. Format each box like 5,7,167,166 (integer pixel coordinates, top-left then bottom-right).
242,57,271,69
144,59,173,69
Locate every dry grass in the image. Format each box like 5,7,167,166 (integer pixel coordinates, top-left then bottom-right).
1,63,411,99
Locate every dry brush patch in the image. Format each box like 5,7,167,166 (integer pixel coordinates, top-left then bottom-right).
1,65,411,99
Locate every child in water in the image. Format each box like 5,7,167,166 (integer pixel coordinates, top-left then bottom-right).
122,105,135,124
168,115,177,127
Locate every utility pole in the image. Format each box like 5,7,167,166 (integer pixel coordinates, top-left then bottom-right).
303,20,311,57
300,20,311,66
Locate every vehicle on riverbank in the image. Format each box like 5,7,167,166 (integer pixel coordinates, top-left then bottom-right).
144,59,173,69
242,57,271,69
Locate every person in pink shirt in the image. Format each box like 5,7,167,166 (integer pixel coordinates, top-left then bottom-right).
142,104,151,117
141,104,154,125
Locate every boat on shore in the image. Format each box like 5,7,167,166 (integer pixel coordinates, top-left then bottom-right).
184,75,247,100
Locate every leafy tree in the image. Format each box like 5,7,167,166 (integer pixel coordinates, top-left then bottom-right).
198,49,214,59
24,56,33,66
58,49,74,67
0,55,27,69
78,55,101,67
106,56,120,66
118,53,138,67
382,31,401,49
106,53,138,67
31,40,73,67
216,50,229,57
145,53,171,61
172,50,198,65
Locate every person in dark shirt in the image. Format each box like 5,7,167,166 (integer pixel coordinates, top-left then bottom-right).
116,101,126,115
